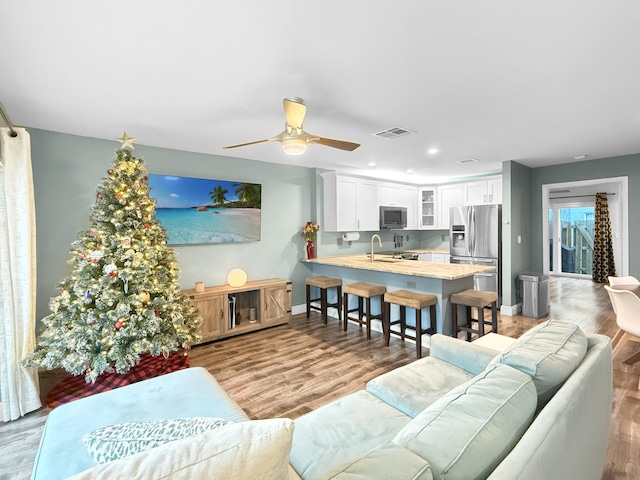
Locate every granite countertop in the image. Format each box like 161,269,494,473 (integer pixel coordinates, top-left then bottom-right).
302,254,494,280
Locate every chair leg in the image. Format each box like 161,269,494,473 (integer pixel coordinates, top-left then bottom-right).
465,306,472,341
306,284,311,318
366,297,372,340
622,349,640,365
428,305,436,335
451,302,458,338
612,330,630,359
343,292,349,331
416,308,422,358
337,286,343,322
477,306,485,337
384,301,391,347
400,306,406,341
491,301,498,333
320,288,328,324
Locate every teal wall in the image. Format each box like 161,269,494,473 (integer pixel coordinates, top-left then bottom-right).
29,128,315,326
530,154,640,277
502,161,533,307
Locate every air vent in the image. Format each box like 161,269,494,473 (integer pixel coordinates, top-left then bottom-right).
371,126,415,139
549,189,571,194
456,158,479,164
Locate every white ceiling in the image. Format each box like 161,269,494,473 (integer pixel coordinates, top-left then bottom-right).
2,1,640,184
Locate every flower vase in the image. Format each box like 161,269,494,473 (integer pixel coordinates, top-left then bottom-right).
306,241,316,259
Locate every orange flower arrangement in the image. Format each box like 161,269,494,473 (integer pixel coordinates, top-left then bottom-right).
302,221,320,242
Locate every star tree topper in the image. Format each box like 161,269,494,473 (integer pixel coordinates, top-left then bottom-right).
117,131,138,150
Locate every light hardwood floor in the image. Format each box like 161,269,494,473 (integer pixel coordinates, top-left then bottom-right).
1,277,638,479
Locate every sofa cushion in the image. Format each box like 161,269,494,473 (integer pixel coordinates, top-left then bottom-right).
393,363,537,480
68,418,294,480
492,319,588,407
83,417,231,464
289,390,412,480
366,356,475,417
315,442,433,480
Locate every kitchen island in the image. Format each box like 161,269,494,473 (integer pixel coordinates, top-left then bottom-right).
301,253,494,337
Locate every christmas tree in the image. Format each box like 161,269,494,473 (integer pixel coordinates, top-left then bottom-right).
23,135,201,383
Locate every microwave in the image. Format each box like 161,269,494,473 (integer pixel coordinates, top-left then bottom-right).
379,206,407,229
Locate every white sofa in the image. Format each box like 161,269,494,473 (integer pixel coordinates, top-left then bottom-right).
31,319,612,480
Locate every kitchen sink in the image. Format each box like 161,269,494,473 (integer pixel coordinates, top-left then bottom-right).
374,258,402,263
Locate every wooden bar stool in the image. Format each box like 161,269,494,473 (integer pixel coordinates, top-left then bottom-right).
450,289,498,341
343,282,386,339
306,276,342,324
384,290,436,358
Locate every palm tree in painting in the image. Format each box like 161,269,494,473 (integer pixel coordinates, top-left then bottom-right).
209,185,228,206
233,183,261,208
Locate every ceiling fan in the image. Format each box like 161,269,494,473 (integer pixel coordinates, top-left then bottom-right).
222,97,360,155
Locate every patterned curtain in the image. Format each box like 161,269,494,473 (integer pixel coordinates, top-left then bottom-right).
592,192,616,283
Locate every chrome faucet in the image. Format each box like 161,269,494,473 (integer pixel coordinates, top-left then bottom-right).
370,234,382,263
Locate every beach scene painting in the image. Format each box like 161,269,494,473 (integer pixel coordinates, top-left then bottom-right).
148,174,261,245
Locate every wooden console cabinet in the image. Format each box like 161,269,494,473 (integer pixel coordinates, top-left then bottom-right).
184,278,292,344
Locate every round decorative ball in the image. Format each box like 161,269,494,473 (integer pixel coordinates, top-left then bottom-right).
227,268,248,287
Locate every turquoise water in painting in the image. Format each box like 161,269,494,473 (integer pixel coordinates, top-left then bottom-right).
156,208,261,244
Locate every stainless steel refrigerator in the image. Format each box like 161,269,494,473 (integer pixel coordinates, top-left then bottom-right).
449,204,502,305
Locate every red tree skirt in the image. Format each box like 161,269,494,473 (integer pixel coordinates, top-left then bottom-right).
46,351,189,409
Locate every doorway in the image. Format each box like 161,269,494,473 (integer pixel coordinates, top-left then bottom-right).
542,177,628,278
548,203,594,276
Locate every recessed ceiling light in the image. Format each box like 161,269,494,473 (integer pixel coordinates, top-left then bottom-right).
406,169,414,174
457,158,479,164
368,162,376,167
574,154,588,160
427,148,439,155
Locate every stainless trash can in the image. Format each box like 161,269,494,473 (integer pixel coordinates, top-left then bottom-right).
519,272,549,318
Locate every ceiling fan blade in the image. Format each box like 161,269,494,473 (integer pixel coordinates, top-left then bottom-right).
222,138,271,149
283,97,307,130
313,136,361,151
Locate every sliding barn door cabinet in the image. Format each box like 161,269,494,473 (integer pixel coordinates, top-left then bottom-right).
184,278,292,344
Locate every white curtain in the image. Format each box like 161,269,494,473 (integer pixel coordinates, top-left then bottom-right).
0,127,41,421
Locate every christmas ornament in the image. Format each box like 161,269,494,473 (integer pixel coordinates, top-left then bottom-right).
115,320,124,330
83,290,93,302
122,236,131,248
89,250,104,263
89,230,100,238
116,131,138,150
103,263,118,277
139,290,151,303
87,312,96,325
136,207,142,218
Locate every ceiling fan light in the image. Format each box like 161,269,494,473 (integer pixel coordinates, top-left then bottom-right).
282,137,307,155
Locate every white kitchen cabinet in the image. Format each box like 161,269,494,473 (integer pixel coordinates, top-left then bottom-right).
322,172,378,231
402,185,418,230
419,187,437,229
377,182,404,206
438,184,463,230
463,177,502,205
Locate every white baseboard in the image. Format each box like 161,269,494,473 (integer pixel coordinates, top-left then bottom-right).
500,303,522,316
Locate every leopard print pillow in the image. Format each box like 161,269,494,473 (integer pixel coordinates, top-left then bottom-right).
83,417,232,464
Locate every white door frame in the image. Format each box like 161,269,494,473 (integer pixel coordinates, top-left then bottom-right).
541,177,629,277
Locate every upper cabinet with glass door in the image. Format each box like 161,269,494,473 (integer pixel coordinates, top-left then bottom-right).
419,187,437,229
